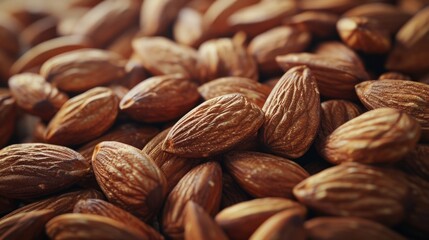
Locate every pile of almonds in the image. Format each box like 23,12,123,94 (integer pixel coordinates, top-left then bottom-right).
0,0,428,239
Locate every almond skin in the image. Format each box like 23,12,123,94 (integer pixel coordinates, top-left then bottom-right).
8,73,68,120
284,11,339,38
0,90,16,147
260,65,320,158
0,143,90,199
45,87,118,146
293,162,410,226
314,41,365,69
0,210,55,240
92,141,167,221
322,108,421,164
120,74,200,123
162,161,222,240
173,8,204,47
224,151,309,199
398,144,429,181
162,94,264,158
220,172,251,209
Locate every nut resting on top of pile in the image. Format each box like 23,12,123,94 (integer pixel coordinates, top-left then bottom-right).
0,0,429,239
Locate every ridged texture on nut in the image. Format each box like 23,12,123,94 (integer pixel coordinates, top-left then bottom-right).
120,74,200,122
40,49,126,92
8,73,68,120
305,217,406,240
277,53,369,99
314,41,364,69
163,94,264,158
293,163,410,226
198,77,271,108
224,151,309,199
260,66,320,158
45,87,118,146
46,213,148,240
0,143,90,199
0,90,16,147
73,199,163,240
322,108,421,164
0,210,55,240
162,161,222,240
92,141,167,221
215,198,306,240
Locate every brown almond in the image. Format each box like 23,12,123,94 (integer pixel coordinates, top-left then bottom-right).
8,73,68,120
92,141,167,221
173,8,204,47
378,72,411,80
215,198,306,240
106,27,139,59
314,41,364,68
398,144,429,181
284,11,339,38
162,94,264,158
293,162,410,225
56,7,89,36
20,16,58,47
40,48,126,93
0,90,16,147
0,13,20,57
224,151,309,199
0,143,90,199
73,199,163,240
0,210,55,240
198,77,271,108
162,161,222,239
220,172,251,209
120,74,200,122
297,0,362,13
45,87,118,146
260,66,320,158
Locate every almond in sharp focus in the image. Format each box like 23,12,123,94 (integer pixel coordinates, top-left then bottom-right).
45,87,118,146
356,79,429,140
197,77,271,108
40,49,126,92
0,210,55,240
162,94,264,158
120,74,200,123
215,197,306,240
0,143,90,199
92,141,167,221
224,151,309,199
260,65,320,158
162,161,222,240
8,73,68,120
293,162,410,226
0,90,16,147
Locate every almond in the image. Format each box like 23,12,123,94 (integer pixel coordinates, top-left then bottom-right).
120,74,200,122
92,141,167,221
283,11,339,38
0,143,90,199
0,90,16,147
45,87,118,146
260,66,320,158
20,16,58,47
224,151,309,199
162,94,264,158
162,161,222,239
293,162,410,225
378,72,411,80
297,0,362,13
0,210,55,240
173,8,204,47
314,41,364,68
398,144,429,181
8,73,68,120
40,49,126,92
106,27,139,59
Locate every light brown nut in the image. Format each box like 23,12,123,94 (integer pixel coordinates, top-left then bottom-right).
46,213,148,240
40,49,126,93
198,38,258,83
305,217,406,240
198,77,271,108
398,144,429,181
73,199,163,240
0,210,55,240
220,172,251,209
1,189,103,220
8,73,68,120
142,127,199,192
120,74,200,123
293,162,410,226
10,35,92,75
132,37,199,81
0,143,90,199
337,16,391,54
378,72,411,80
315,100,363,154
284,11,339,38
314,41,364,68
45,87,118,146
248,26,311,74
20,16,58,47
72,0,139,47
173,8,204,47
224,151,309,199
249,209,306,240
0,90,16,147
215,198,306,240
356,80,429,140
184,201,228,240
260,66,320,158
92,141,167,221
276,53,369,100
140,0,189,36
162,94,264,158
